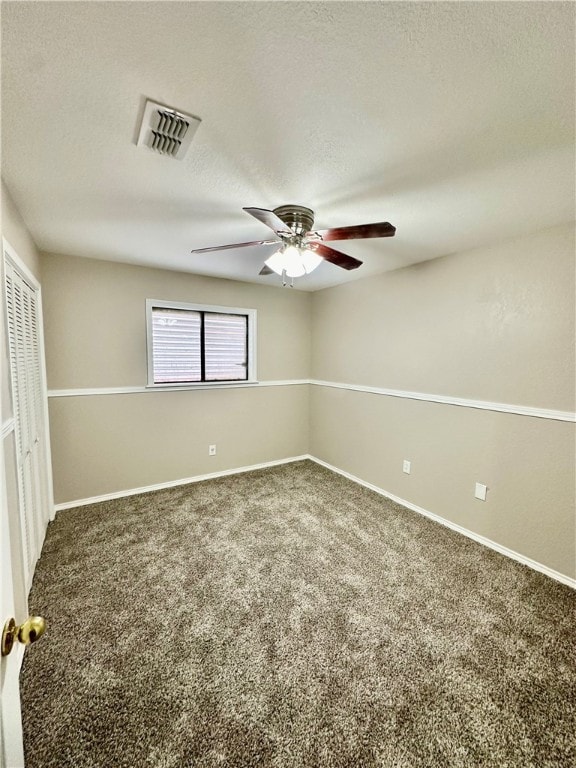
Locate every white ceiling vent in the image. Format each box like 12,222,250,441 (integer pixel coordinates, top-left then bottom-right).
136,99,201,160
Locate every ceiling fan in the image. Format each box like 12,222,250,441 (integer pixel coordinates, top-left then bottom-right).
190,205,396,285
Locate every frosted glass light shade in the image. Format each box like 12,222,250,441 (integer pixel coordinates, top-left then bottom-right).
301,250,323,273
265,248,305,277
265,245,323,278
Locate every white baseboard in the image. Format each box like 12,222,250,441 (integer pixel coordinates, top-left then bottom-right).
307,455,576,590
53,455,310,512
54,453,575,590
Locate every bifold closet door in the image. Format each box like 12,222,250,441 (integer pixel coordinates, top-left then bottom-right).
4,259,50,590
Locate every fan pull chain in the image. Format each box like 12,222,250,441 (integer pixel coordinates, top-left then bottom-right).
280,270,295,288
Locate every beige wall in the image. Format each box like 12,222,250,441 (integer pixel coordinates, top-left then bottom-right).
1,180,42,282
310,222,576,579
42,254,312,388
312,223,575,411
1,181,43,425
49,386,309,503
41,254,312,503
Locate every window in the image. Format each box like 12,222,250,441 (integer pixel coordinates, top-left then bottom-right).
146,300,256,386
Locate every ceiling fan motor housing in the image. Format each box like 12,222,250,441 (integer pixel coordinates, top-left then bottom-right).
273,205,315,236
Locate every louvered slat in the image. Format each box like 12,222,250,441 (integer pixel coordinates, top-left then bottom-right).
137,100,200,160
5,270,32,572
4,262,43,582
150,111,189,157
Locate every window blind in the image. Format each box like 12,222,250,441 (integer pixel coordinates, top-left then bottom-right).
204,312,248,381
151,307,248,384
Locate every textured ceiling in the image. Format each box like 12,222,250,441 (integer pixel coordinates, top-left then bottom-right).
1,1,574,291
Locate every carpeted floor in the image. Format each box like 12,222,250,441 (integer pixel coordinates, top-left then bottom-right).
21,460,576,767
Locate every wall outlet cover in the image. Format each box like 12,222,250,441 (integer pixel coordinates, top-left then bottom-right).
475,482,488,501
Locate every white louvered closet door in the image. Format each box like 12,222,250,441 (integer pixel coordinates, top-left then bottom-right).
5,259,50,589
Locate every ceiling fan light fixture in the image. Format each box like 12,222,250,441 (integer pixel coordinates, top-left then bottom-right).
191,204,395,280
265,248,301,277
265,244,322,279
301,249,323,274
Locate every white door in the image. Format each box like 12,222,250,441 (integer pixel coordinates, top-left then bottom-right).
0,428,26,768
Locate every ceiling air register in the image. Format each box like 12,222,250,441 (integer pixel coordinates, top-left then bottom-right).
137,99,201,159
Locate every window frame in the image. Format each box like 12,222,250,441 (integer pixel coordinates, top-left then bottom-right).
146,299,257,388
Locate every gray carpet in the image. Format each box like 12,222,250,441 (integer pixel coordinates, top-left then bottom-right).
21,460,576,767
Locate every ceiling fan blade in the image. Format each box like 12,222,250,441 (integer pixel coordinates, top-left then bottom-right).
191,239,278,254
243,207,295,235
311,243,362,270
316,221,396,241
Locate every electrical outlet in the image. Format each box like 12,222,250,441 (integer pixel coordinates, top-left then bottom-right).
209,444,216,456
475,482,487,501
403,460,411,474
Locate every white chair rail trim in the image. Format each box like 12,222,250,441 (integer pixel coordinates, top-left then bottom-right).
309,380,575,423
47,380,309,396
1,417,15,440
47,380,576,422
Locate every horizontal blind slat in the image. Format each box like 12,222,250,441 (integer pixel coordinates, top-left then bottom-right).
205,312,247,381
151,307,249,383
152,308,201,383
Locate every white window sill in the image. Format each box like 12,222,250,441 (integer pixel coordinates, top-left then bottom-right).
145,380,260,392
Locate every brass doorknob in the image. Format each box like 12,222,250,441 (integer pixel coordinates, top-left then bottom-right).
1,616,46,657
